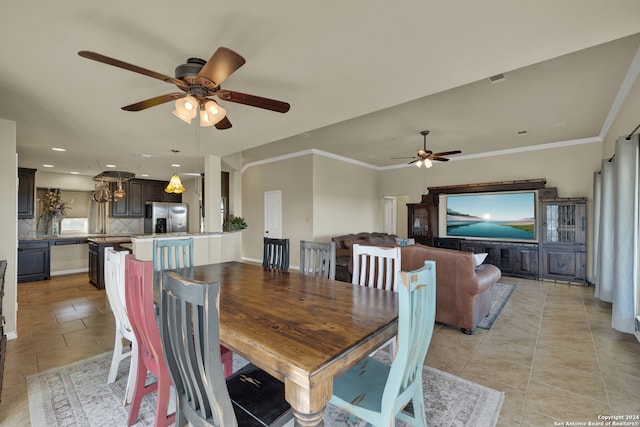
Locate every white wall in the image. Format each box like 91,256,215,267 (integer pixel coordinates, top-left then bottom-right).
1,119,17,338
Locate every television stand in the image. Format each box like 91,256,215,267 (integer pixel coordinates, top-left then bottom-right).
434,237,539,280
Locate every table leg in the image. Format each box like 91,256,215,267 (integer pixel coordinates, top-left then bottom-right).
285,377,331,427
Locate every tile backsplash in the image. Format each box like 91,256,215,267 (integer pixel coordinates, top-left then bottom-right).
18,217,143,237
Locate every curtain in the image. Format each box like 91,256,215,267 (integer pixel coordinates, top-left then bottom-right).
592,134,639,334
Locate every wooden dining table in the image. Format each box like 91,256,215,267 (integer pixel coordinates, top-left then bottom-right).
164,261,398,427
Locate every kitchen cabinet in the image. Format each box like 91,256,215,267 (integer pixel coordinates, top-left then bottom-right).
88,239,131,289
110,179,145,218
111,179,181,218
18,168,36,219
18,240,50,283
539,198,587,283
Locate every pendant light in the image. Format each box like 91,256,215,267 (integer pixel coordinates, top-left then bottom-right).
165,149,186,194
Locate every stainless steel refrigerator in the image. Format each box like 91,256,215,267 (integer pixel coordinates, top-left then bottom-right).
144,202,188,233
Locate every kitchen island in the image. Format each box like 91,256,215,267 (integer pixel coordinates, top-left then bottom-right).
130,231,242,265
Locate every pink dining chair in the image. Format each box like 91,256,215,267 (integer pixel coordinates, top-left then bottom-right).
124,255,176,427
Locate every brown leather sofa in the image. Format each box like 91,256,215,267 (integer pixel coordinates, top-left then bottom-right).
399,244,501,334
332,233,502,333
331,233,398,282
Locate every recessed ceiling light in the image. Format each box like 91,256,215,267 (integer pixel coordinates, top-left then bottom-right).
105,164,116,168
43,164,54,168
183,172,201,176
140,174,149,177
136,153,158,158
171,164,181,168
51,147,66,152
70,171,79,175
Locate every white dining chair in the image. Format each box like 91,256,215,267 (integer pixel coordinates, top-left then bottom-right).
352,243,402,355
104,247,137,405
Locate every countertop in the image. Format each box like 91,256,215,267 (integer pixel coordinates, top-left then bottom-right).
19,230,242,243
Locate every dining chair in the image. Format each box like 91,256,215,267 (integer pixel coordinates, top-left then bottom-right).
299,240,336,280
125,255,175,427
330,260,437,427
263,237,290,271
104,247,138,406
152,237,234,378
153,237,194,271
351,243,401,291
160,270,294,427
352,243,402,355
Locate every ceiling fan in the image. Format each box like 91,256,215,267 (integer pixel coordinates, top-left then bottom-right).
77,47,290,129
392,130,462,168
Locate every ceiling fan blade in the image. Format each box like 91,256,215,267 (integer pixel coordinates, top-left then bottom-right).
407,158,420,165
78,51,181,85
217,90,290,113
431,150,462,157
431,157,451,162
122,93,186,111
197,47,246,87
390,156,417,160
215,116,232,130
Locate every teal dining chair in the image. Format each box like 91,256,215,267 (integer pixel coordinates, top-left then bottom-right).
329,260,437,427
153,238,194,271
160,270,293,427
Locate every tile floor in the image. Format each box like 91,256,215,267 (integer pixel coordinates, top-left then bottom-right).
0,273,639,426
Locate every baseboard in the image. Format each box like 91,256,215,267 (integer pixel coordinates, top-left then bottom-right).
635,316,640,344
5,330,17,340
51,268,88,276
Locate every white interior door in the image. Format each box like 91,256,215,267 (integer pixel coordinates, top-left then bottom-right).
264,190,282,238
383,196,397,235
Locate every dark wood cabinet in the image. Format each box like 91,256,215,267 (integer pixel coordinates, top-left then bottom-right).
18,240,50,283
88,241,100,288
460,240,539,279
17,168,36,219
407,194,438,246
539,198,586,283
111,179,181,218
88,240,131,289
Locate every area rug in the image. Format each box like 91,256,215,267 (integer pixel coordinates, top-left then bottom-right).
28,352,503,427
477,282,515,330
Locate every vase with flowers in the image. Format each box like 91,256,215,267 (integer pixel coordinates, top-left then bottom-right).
40,189,70,237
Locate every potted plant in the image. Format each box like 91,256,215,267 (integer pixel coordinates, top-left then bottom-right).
223,216,247,231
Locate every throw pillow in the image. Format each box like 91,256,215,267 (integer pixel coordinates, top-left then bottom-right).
395,238,415,247
473,253,488,266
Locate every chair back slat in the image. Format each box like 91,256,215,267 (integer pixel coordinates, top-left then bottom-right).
153,238,194,271
160,271,237,427
263,237,290,271
352,244,401,291
299,240,336,280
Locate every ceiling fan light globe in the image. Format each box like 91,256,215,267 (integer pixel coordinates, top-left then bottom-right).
172,109,193,124
199,110,215,127
415,160,423,168
204,100,226,125
424,159,433,168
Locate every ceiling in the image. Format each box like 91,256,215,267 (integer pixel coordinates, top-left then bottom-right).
2,2,640,181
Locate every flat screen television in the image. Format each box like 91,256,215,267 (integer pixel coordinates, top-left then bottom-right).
442,190,537,241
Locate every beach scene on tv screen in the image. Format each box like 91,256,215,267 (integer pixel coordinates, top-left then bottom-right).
446,192,536,240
